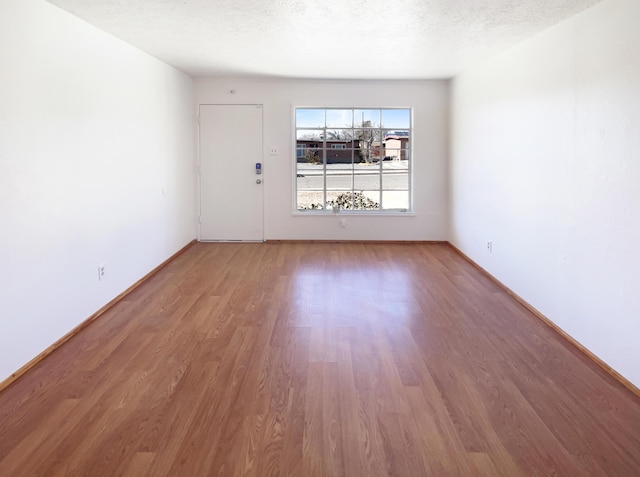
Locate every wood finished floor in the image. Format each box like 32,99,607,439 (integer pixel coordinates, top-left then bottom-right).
1,242,639,476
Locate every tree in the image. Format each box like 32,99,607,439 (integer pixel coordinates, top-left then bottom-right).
325,129,353,140
353,120,380,164
304,148,320,164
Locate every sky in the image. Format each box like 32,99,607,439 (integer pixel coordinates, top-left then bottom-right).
296,108,411,129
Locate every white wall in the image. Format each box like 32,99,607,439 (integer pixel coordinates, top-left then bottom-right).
195,78,450,241
0,0,196,382
451,0,640,387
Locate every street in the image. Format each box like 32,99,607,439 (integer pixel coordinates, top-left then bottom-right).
296,161,409,191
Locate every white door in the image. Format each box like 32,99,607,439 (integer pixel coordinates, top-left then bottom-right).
199,104,264,241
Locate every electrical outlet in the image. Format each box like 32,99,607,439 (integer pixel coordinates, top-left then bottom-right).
270,146,278,155
487,241,493,253
98,264,106,281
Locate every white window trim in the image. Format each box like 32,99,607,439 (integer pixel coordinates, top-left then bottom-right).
292,107,413,215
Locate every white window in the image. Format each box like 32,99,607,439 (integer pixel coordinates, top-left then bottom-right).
295,108,411,212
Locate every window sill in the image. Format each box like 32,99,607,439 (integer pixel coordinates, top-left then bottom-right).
292,210,415,217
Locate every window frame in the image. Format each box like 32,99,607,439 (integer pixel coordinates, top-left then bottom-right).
293,107,413,215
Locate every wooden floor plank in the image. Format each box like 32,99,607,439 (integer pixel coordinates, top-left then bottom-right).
1,242,639,476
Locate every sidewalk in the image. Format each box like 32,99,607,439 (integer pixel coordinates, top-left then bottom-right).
297,161,408,175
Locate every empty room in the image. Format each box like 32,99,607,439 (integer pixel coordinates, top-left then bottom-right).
1,0,639,475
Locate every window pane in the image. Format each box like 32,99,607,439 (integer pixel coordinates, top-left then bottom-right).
383,130,410,152
326,191,348,209
326,109,353,128
359,191,381,209
354,109,380,128
297,191,325,210
354,170,380,191
326,129,354,141
327,191,380,210
382,168,409,190
354,129,381,160
327,172,353,190
297,129,323,141
382,191,409,210
297,165,323,191
296,109,325,128
326,145,353,164
354,128,381,142
381,109,410,128
296,148,324,165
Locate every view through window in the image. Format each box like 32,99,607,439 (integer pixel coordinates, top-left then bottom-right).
295,108,412,212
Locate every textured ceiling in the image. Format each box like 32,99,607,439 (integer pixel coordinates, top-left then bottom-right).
46,0,602,79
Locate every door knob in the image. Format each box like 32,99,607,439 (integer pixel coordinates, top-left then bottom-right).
256,179,262,184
